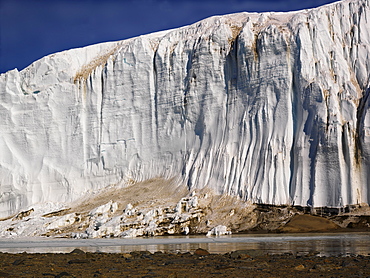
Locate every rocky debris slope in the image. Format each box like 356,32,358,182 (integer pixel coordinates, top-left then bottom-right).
0,179,252,238
1,178,369,239
0,0,370,218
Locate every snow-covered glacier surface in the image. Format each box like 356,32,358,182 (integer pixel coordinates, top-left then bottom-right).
1,0,370,218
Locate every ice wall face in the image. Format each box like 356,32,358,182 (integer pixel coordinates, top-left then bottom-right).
1,0,369,217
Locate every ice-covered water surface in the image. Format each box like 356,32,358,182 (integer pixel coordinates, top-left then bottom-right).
0,0,370,218
1,233,370,256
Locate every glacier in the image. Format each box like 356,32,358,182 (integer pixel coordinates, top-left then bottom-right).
0,0,370,218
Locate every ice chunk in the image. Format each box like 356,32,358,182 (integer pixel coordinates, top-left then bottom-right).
206,225,232,236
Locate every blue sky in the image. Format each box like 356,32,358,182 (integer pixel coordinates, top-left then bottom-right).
0,0,338,73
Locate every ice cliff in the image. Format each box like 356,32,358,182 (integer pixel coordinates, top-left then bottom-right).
1,0,370,218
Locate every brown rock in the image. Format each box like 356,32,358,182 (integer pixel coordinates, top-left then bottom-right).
122,253,133,259
70,248,85,255
294,264,305,271
279,214,340,233
194,248,210,256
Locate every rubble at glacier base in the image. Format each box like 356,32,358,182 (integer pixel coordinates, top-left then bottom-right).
0,179,265,238
1,178,369,239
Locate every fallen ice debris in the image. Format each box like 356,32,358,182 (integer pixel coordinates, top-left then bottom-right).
0,188,261,239
120,228,144,238
124,203,136,216
89,201,118,217
175,196,199,214
206,225,231,237
182,226,190,235
46,213,78,230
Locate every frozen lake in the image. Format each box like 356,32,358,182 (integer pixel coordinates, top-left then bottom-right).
1,232,370,256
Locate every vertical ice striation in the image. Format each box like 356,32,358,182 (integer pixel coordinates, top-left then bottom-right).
0,0,369,217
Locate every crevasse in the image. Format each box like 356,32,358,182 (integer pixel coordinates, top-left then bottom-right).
0,0,369,217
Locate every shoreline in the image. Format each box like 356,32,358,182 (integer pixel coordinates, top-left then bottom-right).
0,248,369,277
1,231,370,257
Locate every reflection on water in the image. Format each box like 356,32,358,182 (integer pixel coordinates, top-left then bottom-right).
1,233,370,256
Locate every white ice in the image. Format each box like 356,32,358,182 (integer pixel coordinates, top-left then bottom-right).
0,0,370,219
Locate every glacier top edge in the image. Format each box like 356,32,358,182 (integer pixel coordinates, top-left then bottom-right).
0,0,361,78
